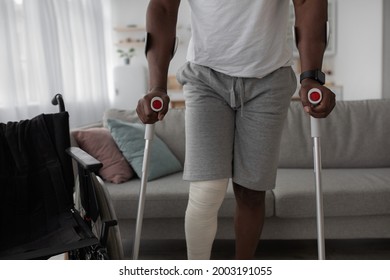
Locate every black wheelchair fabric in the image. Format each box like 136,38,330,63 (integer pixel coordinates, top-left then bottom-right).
0,112,74,253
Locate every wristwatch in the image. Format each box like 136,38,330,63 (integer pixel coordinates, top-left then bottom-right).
300,69,326,85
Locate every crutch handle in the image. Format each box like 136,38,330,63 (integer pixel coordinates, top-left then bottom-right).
308,88,322,138
308,88,322,105
145,97,164,140
150,96,164,112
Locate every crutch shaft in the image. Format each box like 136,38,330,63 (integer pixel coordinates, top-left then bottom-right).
313,135,325,260
132,130,153,260
310,116,321,138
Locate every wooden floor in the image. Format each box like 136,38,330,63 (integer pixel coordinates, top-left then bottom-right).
123,239,390,260
49,239,390,260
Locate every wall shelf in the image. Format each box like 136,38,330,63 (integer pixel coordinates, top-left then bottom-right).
114,27,146,32
116,42,144,48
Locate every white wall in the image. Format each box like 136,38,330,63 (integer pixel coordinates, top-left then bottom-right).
333,0,383,100
111,0,384,101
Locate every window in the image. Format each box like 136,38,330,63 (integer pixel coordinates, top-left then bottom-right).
1,0,110,127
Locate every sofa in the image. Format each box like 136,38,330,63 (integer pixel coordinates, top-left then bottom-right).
70,99,390,257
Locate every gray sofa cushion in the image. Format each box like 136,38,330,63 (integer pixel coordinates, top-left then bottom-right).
154,109,186,166
279,99,390,168
273,168,390,218
105,173,275,220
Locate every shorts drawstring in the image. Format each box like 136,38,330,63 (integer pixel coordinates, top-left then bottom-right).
230,78,236,108
239,78,245,117
231,77,245,117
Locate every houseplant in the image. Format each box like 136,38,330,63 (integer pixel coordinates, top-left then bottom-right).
117,48,135,65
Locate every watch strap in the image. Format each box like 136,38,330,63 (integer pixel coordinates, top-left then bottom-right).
300,69,325,85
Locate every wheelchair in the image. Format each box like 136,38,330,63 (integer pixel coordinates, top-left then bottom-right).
0,94,123,260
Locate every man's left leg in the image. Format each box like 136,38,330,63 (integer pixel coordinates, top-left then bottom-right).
233,182,266,260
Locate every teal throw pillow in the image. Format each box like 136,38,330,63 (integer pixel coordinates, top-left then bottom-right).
107,119,182,181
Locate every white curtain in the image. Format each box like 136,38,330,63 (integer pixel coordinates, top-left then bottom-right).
0,0,111,128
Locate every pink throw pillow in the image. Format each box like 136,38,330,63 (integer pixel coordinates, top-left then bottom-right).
72,128,133,183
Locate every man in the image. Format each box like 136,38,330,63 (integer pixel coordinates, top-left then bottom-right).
136,0,336,260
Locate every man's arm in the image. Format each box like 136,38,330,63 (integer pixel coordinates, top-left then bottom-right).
293,0,335,118
136,0,181,124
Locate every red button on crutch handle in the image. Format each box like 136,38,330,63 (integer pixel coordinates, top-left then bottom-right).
150,97,164,112
308,88,322,105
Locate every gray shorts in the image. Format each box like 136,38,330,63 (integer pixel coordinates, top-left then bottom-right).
176,62,297,191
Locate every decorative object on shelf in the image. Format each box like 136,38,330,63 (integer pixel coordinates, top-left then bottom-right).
126,24,138,28
117,37,145,47
117,47,135,65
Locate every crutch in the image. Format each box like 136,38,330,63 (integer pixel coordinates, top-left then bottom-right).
132,96,164,260
308,88,326,260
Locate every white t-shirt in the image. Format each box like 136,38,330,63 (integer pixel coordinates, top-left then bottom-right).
186,0,293,78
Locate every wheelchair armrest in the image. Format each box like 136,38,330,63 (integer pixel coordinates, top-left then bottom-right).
66,147,103,173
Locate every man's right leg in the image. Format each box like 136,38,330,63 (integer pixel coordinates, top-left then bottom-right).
185,178,229,260
177,62,235,259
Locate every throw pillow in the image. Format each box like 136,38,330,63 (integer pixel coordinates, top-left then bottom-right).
72,128,134,184
107,119,182,181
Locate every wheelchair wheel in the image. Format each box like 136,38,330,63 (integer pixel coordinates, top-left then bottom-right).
68,244,109,260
